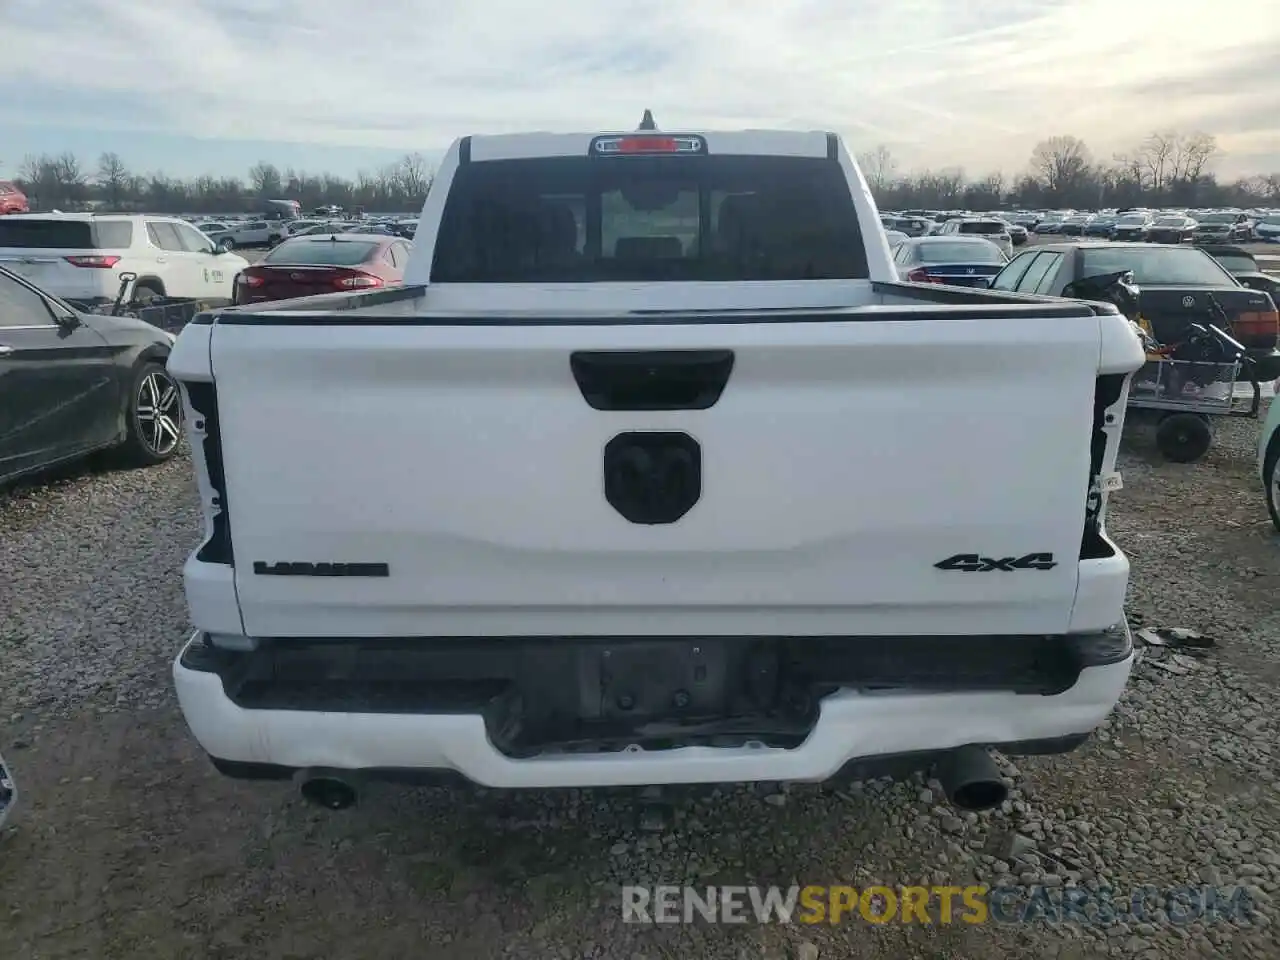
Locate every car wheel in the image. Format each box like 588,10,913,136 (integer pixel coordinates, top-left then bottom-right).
1265,437,1280,533
119,361,183,466
220,237,236,251
1155,412,1212,463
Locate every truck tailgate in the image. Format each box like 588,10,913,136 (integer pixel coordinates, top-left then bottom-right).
207,312,1102,638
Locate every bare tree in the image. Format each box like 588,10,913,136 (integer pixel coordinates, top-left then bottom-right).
96,152,130,208
856,144,897,192
18,154,44,186
1170,132,1217,182
1111,150,1147,190
395,152,431,199
54,152,87,199
1029,136,1092,196
1136,132,1176,193
248,161,282,196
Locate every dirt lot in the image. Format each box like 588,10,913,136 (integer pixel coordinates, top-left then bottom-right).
2,411,1279,959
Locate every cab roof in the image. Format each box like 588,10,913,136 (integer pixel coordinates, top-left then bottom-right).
462,129,838,162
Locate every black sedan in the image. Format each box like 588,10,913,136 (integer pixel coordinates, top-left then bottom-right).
0,266,182,486
892,236,1008,287
988,241,1280,379
1147,215,1196,244
1109,214,1152,241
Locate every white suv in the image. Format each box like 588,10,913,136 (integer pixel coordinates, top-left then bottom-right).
936,217,1014,258
0,213,249,306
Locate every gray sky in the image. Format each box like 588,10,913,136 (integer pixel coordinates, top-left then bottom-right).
3,0,1278,179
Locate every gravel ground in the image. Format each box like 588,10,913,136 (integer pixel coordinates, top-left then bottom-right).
2,410,1279,960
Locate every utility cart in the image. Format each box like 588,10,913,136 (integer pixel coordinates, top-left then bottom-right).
1127,314,1261,463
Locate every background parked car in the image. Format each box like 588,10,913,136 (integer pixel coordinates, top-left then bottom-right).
1110,213,1153,241
232,233,412,304
1199,244,1280,300
201,219,287,251
1058,213,1096,237
989,242,1280,379
1084,214,1118,237
1256,214,1280,243
1033,212,1069,234
934,217,1013,257
891,235,1008,287
0,214,247,306
0,181,30,215
1147,215,1197,244
887,216,934,238
0,265,183,485
1192,211,1253,243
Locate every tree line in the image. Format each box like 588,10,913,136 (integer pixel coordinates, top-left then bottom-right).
8,130,1280,216
11,152,435,214
861,130,1277,211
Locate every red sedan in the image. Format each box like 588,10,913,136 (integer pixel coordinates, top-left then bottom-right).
233,233,412,304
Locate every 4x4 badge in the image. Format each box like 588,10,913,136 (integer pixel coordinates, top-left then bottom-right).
935,552,1057,572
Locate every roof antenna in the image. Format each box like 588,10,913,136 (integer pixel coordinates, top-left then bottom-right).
637,109,657,131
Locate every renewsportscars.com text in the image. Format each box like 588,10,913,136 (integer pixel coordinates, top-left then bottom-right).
621,884,1258,926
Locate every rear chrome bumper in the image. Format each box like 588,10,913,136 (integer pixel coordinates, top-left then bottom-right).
173,628,1133,789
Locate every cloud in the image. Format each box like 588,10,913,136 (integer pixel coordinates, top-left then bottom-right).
3,0,1279,177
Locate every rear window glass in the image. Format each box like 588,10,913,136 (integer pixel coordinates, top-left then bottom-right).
918,241,1006,264
0,219,94,248
431,154,867,282
1080,247,1235,286
1199,213,1236,223
1154,217,1185,226
1210,254,1255,274
0,181,18,195
263,239,379,265
957,221,1004,235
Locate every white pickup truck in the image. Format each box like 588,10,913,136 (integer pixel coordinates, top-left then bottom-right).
168,120,1145,812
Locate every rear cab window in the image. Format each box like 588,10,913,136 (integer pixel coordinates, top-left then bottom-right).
431,151,867,282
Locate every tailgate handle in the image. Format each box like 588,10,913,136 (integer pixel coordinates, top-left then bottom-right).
570,350,734,411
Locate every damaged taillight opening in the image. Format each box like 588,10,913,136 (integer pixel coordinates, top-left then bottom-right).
182,381,234,566
1081,373,1127,560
